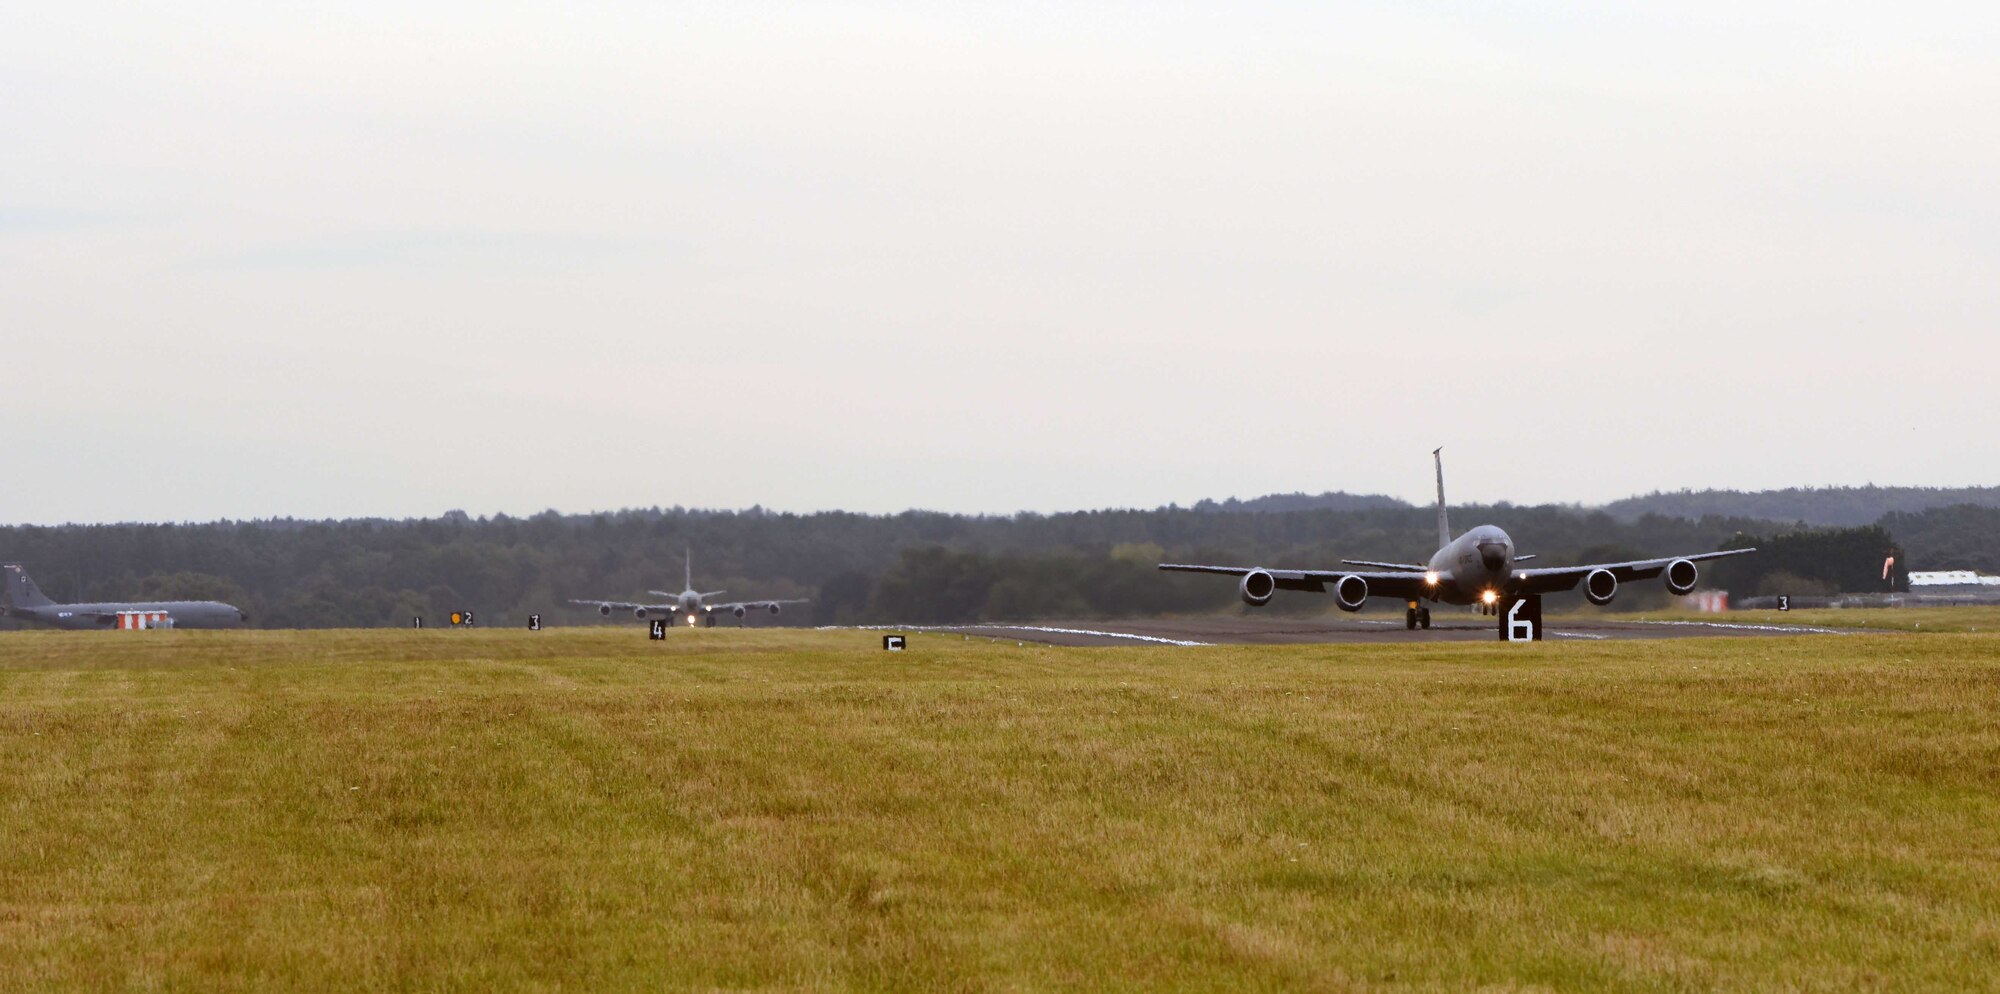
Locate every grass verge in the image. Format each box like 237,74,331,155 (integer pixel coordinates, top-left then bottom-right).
3,628,1997,991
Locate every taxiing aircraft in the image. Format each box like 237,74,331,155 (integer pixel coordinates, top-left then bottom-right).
570,551,807,627
1159,450,1754,630
2,563,248,630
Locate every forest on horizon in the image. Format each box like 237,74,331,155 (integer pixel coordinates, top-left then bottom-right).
5,484,1996,629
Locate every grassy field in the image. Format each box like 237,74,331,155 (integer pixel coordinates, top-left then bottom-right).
3,628,1998,992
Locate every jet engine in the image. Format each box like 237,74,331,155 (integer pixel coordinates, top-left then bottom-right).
598,604,613,617
732,606,748,619
1333,574,1369,612
633,607,649,619
1664,558,1699,597
768,603,782,615
1584,568,1618,606
1239,569,1276,607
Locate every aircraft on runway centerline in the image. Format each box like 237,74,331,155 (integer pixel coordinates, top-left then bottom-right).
569,550,807,627
1159,449,1755,631
2,563,248,630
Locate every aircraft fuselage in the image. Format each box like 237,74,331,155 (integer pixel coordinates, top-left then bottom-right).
4,600,248,630
670,588,707,623
1424,524,1517,605
628,589,716,624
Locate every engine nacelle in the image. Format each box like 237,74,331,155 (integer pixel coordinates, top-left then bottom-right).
633,607,649,619
1239,569,1276,607
768,603,781,615
598,604,613,617
1333,574,1369,612
1664,558,1699,597
733,606,747,619
1584,568,1618,606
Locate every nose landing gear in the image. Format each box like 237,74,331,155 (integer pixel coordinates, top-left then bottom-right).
1404,601,1432,630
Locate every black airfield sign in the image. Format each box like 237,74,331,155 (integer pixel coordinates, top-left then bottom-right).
1502,594,1544,642
649,619,667,640
883,634,907,651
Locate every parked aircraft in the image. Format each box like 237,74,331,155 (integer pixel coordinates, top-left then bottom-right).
1159,449,1754,630
569,551,807,627
1,564,248,630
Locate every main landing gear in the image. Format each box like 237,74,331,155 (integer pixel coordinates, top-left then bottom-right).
1404,600,1432,630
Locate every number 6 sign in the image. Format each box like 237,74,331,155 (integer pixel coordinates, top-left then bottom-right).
1503,595,1543,642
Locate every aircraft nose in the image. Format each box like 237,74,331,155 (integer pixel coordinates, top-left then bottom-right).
1478,542,1509,572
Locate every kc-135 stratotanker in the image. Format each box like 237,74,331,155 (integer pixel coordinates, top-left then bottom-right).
2,563,248,629
570,550,808,627
1160,450,1755,633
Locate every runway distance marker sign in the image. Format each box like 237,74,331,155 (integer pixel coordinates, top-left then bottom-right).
1503,595,1543,642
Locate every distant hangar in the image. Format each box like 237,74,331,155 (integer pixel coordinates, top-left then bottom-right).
1908,570,2000,590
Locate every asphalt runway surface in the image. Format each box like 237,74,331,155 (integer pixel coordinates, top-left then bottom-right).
881,615,1848,647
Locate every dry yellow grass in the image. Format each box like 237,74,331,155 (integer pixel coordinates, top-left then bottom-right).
2,627,1998,991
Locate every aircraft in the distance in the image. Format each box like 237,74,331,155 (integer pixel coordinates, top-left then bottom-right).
1159,449,1754,631
2,563,248,630
569,551,807,627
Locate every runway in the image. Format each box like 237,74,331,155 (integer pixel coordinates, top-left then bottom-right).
873,615,1848,647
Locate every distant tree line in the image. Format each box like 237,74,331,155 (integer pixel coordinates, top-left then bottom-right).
1601,485,2000,528
1706,525,1905,598
1184,484,2000,528
0,501,1990,629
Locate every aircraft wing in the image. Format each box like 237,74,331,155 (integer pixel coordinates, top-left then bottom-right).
1158,564,1434,600
1508,548,1757,595
709,598,810,612
568,598,679,614
1340,560,1427,572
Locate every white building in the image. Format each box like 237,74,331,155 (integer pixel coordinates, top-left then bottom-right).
1908,570,2000,588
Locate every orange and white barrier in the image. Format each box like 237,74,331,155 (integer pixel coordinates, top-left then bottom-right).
1683,591,1729,613
116,611,174,630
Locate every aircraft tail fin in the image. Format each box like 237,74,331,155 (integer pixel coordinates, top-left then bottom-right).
685,548,692,592
1433,447,1452,550
2,564,55,609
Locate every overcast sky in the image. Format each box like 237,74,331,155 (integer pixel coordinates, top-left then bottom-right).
3,2,1994,525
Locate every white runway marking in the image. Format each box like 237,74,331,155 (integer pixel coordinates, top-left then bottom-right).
1622,620,1848,635
826,624,1213,647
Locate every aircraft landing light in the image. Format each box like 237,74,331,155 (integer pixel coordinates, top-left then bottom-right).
1481,590,1498,605
1425,571,1440,585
